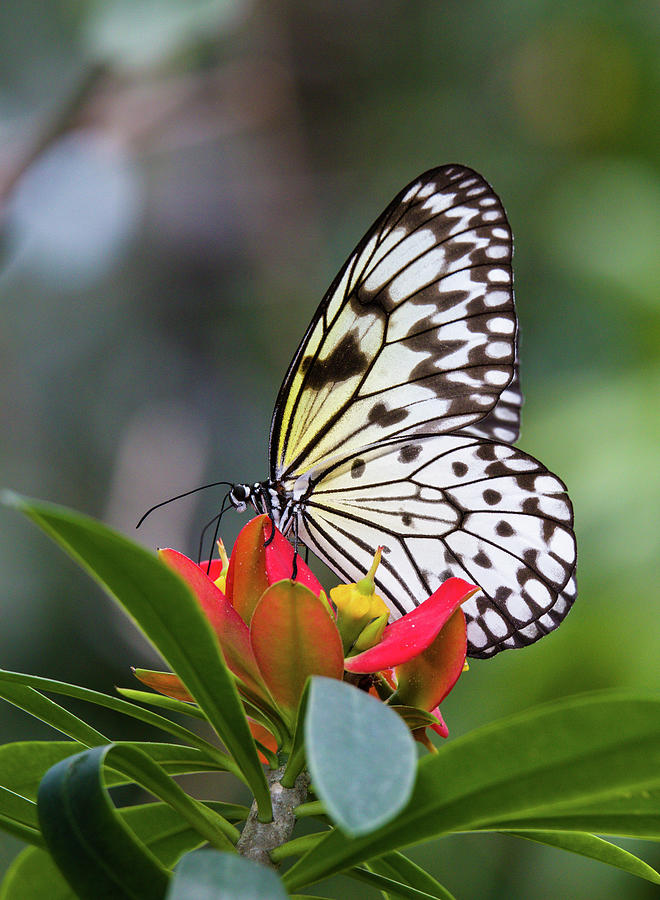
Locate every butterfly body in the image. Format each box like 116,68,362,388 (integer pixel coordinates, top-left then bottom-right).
230,164,576,658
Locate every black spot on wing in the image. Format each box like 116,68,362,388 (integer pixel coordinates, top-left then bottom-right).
496,520,514,537
473,550,492,568
367,402,408,427
300,332,368,390
398,444,421,463
351,458,366,479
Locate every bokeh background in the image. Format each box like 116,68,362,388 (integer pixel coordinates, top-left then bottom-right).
1,1,659,896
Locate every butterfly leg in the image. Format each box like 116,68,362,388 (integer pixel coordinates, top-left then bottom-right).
290,513,300,581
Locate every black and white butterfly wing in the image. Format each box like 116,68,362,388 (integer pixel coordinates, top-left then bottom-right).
264,164,575,657
269,165,517,481
462,352,522,444
294,434,575,658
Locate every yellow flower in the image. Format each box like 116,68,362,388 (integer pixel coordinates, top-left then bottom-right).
330,548,390,655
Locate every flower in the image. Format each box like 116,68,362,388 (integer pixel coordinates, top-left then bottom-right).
134,515,478,751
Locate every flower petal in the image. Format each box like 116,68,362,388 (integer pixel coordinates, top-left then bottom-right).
250,581,344,722
344,577,478,673
225,516,325,623
395,607,467,712
159,548,271,701
427,706,449,739
133,668,192,702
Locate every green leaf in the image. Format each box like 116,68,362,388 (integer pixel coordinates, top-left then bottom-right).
280,678,311,789
471,783,660,837
5,493,270,818
0,847,75,900
165,850,289,899
0,671,235,771
502,830,660,885
0,681,106,746
0,739,236,808
0,787,42,847
0,739,246,849
0,786,38,831
0,742,84,801
38,747,171,900
36,744,242,899
349,865,450,899
116,687,207,720
0,799,225,900
285,692,660,890
370,852,456,900
304,677,416,837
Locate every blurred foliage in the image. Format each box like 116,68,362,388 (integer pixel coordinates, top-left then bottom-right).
1,0,659,896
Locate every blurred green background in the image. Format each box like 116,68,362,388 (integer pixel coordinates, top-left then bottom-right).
1,1,659,896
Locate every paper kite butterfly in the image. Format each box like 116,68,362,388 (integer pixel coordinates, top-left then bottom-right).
228,165,576,658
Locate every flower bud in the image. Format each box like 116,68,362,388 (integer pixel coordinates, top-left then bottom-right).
330,549,390,654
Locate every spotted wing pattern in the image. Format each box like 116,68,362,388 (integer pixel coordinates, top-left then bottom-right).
269,165,517,481
294,434,576,658
462,361,522,444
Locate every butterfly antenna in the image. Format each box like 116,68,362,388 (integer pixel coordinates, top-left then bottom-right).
205,509,225,576
197,490,233,567
136,481,234,529
197,512,220,565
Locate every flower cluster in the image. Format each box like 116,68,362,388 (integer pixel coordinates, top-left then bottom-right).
136,515,478,754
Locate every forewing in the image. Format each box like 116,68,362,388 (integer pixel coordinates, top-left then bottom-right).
461,361,522,444
295,434,576,658
269,165,516,481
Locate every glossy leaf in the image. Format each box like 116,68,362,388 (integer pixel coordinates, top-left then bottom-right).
349,865,451,899
165,849,289,899
0,739,241,848
502,830,660,885
251,583,343,721
0,800,227,900
37,743,242,899
304,677,416,837
370,852,457,900
117,684,206,719
285,692,660,890
475,783,660,837
38,747,171,900
0,680,106,747
0,670,233,768
0,741,85,801
5,494,270,818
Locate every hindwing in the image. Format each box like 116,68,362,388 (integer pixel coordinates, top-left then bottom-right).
294,434,576,658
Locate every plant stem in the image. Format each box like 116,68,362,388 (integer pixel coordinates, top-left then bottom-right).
236,765,310,868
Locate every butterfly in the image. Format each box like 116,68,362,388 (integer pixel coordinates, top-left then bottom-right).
229,165,576,658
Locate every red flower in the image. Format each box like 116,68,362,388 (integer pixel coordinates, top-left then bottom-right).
136,515,477,748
